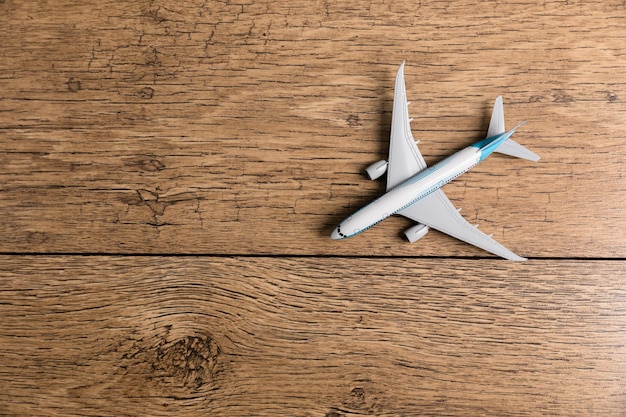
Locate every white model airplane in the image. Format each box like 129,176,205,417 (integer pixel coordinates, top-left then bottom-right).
331,62,540,261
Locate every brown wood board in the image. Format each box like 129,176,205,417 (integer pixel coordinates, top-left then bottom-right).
1,1,625,256
1,257,625,416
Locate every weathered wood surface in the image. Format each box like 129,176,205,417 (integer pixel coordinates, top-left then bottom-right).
2,1,626,416
1,257,624,416
1,0,626,256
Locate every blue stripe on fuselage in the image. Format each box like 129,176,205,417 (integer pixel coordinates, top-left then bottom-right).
472,131,513,162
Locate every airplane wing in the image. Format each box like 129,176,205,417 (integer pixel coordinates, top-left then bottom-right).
386,62,427,191
397,189,526,261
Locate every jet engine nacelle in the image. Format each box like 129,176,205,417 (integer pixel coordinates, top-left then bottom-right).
365,160,388,180
404,224,429,243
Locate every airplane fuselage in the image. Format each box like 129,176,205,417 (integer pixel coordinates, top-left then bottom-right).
332,146,482,239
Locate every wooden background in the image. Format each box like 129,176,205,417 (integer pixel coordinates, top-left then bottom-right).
1,0,625,415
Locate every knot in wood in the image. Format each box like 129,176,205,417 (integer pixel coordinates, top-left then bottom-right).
154,335,220,390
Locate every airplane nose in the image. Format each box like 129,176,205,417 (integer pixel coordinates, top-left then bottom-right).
330,227,342,240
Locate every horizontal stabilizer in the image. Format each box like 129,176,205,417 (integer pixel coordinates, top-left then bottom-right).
497,138,540,162
487,96,505,137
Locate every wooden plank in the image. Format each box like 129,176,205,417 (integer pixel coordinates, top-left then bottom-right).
1,0,626,257
1,257,624,416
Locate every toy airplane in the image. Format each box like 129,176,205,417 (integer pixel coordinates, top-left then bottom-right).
331,62,540,261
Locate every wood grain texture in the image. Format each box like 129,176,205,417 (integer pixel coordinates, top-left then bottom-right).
1,0,625,256
1,257,625,416
2,1,626,416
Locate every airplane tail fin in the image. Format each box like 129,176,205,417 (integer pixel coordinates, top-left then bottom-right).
487,96,540,162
